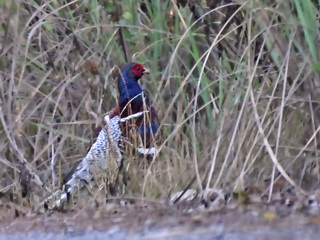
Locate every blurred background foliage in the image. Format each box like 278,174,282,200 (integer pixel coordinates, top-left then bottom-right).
0,0,320,217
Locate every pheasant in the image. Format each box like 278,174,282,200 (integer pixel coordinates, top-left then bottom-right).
44,62,160,210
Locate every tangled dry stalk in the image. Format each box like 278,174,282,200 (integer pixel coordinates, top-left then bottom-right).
0,0,320,218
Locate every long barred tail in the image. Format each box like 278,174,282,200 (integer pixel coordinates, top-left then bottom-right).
44,111,151,210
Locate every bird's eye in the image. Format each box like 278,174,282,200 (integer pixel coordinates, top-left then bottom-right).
136,67,141,71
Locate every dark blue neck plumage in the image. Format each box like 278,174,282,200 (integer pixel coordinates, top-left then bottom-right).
117,66,158,144
118,74,150,107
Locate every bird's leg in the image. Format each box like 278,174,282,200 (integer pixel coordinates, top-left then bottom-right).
107,156,127,196
110,150,128,193
118,157,128,186
105,111,148,196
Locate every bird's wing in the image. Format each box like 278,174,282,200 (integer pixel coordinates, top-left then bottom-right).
44,112,147,210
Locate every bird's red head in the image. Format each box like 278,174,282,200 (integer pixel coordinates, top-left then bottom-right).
131,64,145,78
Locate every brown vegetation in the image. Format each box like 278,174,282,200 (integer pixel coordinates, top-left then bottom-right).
0,0,320,219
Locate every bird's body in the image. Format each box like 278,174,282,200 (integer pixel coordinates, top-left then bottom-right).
110,62,160,151
44,62,161,210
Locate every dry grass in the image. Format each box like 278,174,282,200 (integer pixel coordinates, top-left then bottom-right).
0,0,320,217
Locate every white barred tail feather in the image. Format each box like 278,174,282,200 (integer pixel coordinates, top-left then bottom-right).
44,111,155,210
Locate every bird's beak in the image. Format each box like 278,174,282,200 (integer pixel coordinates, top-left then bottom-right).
143,67,150,74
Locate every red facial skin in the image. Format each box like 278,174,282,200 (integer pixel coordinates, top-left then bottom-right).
131,64,145,77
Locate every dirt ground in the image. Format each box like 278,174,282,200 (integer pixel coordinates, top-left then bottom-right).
1,201,320,240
